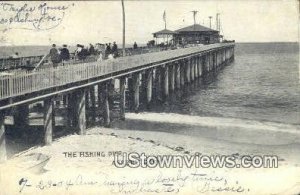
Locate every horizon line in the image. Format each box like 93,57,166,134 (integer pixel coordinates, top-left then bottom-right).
0,41,298,47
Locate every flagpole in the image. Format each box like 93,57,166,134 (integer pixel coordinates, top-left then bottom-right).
163,10,166,29
121,0,125,57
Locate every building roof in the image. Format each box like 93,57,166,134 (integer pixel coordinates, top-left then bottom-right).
153,29,177,35
175,24,218,33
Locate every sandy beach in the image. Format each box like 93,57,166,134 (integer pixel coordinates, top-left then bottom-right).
1,112,300,195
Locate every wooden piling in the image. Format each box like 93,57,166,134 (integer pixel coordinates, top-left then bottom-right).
170,64,175,92
199,56,203,77
154,67,162,101
119,77,126,120
141,71,147,106
99,82,110,127
76,89,86,135
191,58,195,81
175,62,181,89
0,111,6,162
85,89,90,112
67,93,75,127
133,73,140,112
127,77,134,110
44,97,54,145
162,65,169,100
90,86,96,125
146,69,153,105
195,57,199,79
180,60,185,86
208,53,211,72
13,104,29,128
185,59,191,84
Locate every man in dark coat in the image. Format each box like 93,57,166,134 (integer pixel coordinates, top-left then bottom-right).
112,42,118,58
89,43,95,55
133,42,138,49
60,44,70,61
49,44,61,67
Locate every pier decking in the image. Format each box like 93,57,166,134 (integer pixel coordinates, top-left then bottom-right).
0,43,235,161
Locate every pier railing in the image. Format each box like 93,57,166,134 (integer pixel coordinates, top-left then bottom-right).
0,46,169,71
0,43,234,101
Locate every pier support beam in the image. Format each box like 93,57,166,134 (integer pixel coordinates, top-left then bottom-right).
162,65,169,100
185,59,191,84
127,77,134,110
207,54,211,73
76,89,86,135
175,62,181,89
195,57,199,79
44,97,54,145
67,93,76,127
180,60,185,86
199,56,202,77
141,71,147,106
133,73,140,112
154,67,162,101
170,64,175,92
146,69,153,105
13,104,29,128
99,82,111,127
119,77,126,120
190,58,195,82
0,111,6,162
90,86,96,125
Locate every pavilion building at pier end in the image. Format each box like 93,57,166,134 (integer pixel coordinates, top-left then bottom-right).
153,24,221,46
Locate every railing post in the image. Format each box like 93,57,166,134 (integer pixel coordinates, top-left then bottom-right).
0,110,7,162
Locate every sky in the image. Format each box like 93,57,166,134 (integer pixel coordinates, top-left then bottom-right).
0,0,298,46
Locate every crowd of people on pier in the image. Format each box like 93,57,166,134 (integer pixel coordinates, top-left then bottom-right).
48,41,127,66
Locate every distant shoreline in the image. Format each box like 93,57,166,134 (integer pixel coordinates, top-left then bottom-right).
0,41,298,47
0,42,297,58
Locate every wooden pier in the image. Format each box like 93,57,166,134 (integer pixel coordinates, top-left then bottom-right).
0,43,234,162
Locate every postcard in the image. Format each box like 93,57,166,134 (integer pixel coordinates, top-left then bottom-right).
0,1,299,194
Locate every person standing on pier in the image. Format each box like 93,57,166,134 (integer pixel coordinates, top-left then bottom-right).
60,44,70,63
133,42,138,49
105,43,112,58
89,43,96,55
49,44,61,67
112,42,118,58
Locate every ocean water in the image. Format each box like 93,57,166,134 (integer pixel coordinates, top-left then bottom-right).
157,43,300,124
116,43,300,143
